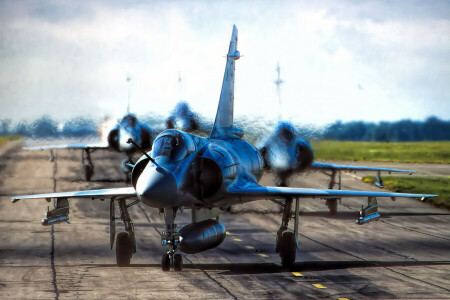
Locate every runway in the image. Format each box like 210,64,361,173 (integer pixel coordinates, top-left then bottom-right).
1,141,449,299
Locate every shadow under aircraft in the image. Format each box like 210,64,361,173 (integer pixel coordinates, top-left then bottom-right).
13,25,436,272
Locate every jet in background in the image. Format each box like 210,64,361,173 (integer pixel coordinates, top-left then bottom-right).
25,113,152,181
259,65,414,214
165,101,200,133
259,121,415,214
13,26,435,271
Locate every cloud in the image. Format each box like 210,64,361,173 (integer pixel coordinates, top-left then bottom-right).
0,0,449,126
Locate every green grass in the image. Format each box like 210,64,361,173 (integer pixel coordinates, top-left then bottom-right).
311,140,450,163
363,176,450,210
0,135,21,148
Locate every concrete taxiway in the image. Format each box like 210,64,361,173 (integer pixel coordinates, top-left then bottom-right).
0,142,449,299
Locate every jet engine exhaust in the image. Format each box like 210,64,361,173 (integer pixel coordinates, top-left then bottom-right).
177,219,226,254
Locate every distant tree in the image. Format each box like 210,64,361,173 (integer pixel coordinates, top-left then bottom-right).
421,116,450,141
31,116,59,138
62,118,98,138
0,119,11,135
14,122,31,137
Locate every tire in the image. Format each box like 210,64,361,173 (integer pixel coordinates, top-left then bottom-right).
279,231,296,267
173,254,183,271
84,165,93,182
161,253,170,272
327,199,338,215
116,232,132,267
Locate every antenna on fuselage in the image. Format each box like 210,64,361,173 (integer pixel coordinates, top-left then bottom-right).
126,75,132,114
178,73,183,100
127,138,156,164
274,62,283,121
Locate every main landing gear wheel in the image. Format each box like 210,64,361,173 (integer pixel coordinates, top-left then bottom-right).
161,253,170,272
279,231,296,267
327,198,338,215
84,165,93,182
173,254,183,271
116,232,132,267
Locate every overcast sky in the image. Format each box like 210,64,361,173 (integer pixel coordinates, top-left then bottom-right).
0,0,449,126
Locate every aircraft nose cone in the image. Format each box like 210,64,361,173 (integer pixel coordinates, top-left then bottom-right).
136,166,177,207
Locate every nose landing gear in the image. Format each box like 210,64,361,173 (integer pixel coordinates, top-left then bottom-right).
160,208,183,271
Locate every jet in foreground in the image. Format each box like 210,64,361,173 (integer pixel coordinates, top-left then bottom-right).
13,26,436,271
259,121,416,213
25,113,152,181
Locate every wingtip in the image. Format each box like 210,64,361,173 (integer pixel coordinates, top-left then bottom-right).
11,198,20,203
421,195,438,202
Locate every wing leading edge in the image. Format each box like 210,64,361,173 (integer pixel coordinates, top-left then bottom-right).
12,187,136,203
228,182,435,202
24,143,110,151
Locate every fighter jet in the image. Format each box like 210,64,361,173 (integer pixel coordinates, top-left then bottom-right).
165,101,200,133
259,121,416,213
25,113,152,181
13,26,436,271
259,64,415,214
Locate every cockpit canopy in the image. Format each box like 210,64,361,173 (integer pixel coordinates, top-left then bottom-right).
121,113,138,127
152,130,194,161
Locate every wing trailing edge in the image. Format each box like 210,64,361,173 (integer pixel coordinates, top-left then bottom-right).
311,162,414,174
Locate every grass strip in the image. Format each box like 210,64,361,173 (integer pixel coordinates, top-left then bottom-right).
312,141,450,163
0,135,21,148
363,176,450,210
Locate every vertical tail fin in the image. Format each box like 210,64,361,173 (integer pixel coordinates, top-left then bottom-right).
210,25,240,138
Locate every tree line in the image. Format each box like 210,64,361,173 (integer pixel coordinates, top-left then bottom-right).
0,115,449,141
321,117,450,141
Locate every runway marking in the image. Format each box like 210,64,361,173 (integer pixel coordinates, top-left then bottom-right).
245,245,254,249
312,283,326,289
258,253,269,258
233,238,242,242
337,298,350,300
226,231,231,235
292,272,303,277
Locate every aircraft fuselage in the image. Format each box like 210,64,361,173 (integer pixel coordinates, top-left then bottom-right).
135,129,264,209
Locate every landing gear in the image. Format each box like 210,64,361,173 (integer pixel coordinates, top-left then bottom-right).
121,157,134,182
160,208,182,271
173,254,183,271
326,170,341,214
161,253,170,271
326,198,338,215
116,231,133,266
82,149,94,181
276,197,299,267
279,231,296,267
112,199,137,267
